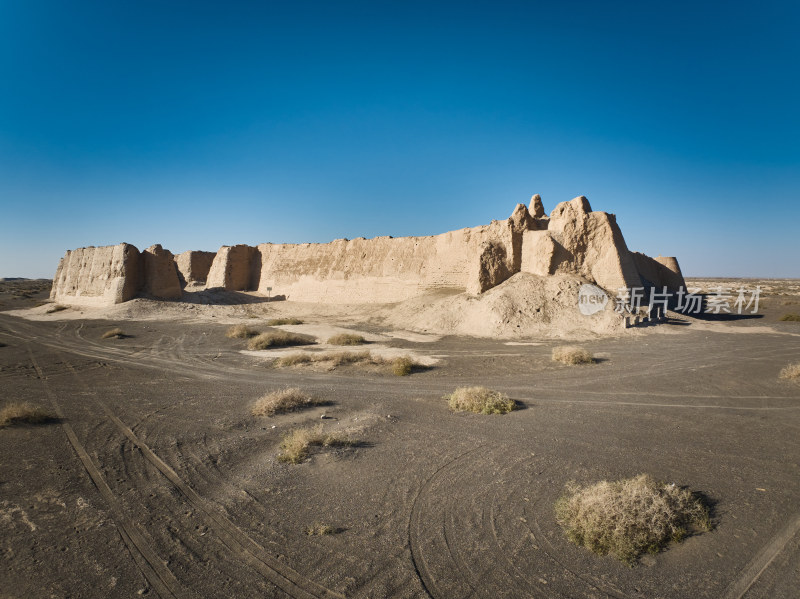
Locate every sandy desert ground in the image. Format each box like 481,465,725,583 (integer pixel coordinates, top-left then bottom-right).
1,278,799,598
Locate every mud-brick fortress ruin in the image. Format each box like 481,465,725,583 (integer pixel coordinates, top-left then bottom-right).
50,195,685,306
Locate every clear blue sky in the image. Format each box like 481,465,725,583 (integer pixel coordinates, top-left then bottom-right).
1,0,798,278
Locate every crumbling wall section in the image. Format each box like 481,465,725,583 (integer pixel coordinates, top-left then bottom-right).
253,219,520,303
50,243,142,306
141,245,182,299
521,196,642,293
631,252,686,290
206,245,259,291
175,250,215,286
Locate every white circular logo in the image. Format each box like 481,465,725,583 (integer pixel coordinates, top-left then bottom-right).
578,284,609,316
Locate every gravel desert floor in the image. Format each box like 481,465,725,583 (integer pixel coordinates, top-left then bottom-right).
1,279,799,599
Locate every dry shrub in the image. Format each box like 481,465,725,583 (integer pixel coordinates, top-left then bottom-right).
555,474,710,564
327,333,367,346
780,362,800,381
446,386,516,414
101,327,125,339
552,346,595,365
46,304,67,314
305,523,338,536
0,403,55,427
248,331,315,350
266,317,304,326
779,313,800,322
251,388,322,417
278,425,355,464
391,356,415,376
227,324,260,339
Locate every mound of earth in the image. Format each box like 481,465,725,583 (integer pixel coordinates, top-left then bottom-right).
14,273,623,339
384,273,621,338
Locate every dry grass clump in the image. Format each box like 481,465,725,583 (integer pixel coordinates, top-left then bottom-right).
0,403,55,427
278,425,355,464
266,317,304,326
329,351,374,367
277,350,371,367
275,350,422,375
226,324,260,339
46,304,67,314
247,331,316,350
327,333,367,346
305,522,338,536
251,388,322,417
101,327,126,339
555,474,710,564
552,346,595,365
779,362,800,381
276,352,318,367
779,313,800,322
446,386,516,414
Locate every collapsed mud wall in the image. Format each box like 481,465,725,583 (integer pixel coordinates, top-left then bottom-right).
50,195,683,307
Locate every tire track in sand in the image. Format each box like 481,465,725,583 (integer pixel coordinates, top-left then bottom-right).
723,513,800,599
26,344,190,599
48,344,345,599
409,448,631,599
